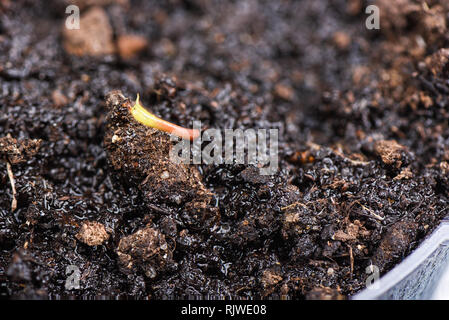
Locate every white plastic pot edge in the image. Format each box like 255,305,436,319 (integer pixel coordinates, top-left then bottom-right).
353,219,449,300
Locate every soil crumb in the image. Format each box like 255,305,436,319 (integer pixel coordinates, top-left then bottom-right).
76,221,110,246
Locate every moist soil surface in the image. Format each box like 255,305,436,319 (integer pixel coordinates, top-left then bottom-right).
1,0,449,299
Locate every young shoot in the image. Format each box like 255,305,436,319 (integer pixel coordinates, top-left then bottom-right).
129,94,200,141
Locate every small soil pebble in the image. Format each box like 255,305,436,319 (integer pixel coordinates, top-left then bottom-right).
0,136,41,164
116,225,173,278
260,269,283,295
424,48,449,77
274,84,294,101
332,31,351,51
394,167,413,180
306,287,345,300
51,90,69,108
440,161,449,175
374,140,409,168
62,6,115,56
76,221,110,246
117,35,148,60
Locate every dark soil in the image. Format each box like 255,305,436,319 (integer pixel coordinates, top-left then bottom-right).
1,0,449,299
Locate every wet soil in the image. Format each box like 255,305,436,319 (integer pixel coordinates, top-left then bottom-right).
1,0,449,299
